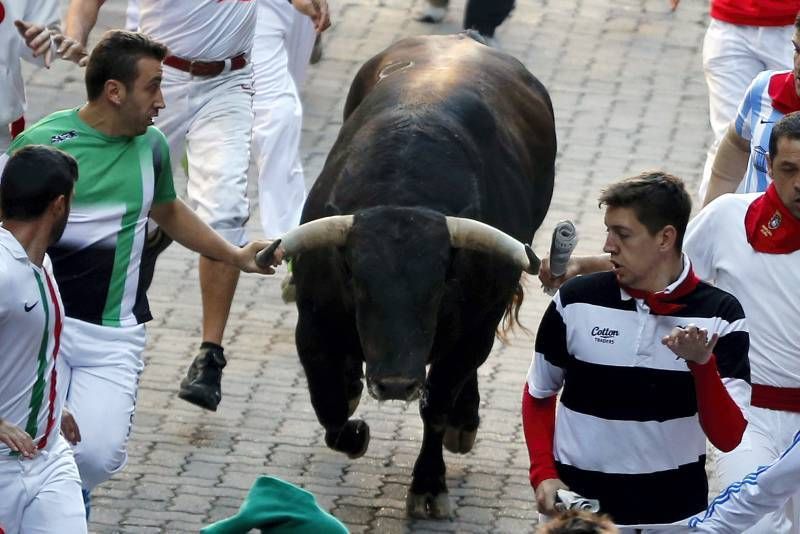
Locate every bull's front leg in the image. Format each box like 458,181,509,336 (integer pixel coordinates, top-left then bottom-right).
407,326,496,519
296,310,370,459
407,362,474,519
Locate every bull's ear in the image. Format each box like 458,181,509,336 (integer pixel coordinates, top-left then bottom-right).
324,202,342,217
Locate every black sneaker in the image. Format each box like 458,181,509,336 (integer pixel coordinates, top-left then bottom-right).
178,344,226,411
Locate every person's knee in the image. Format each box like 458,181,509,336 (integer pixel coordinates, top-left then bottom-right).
73,435,129,490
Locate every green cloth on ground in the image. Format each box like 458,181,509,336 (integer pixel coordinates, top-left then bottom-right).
201,476,349,534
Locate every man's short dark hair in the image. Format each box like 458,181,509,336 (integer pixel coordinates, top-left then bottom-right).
1,145,78,220
536,510,618,533
598,171,692,251
85,30,168,101
769,111,800,159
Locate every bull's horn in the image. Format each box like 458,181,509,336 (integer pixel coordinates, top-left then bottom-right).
255,215,354,267
445,217,541,274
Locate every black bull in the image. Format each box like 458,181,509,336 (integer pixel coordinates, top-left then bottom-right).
261,33,556,518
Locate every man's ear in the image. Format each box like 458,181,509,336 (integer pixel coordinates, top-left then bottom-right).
50,194,67,215
660,225,678,252
766,153,774,180
105,79,126,106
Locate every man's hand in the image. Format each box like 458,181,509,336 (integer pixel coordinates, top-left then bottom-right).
535,478,569,517
53,33,89,66
538,256,583,292
662,324,718,365
291,0,331,33
234,241,285,274
0,418,36,459
61,409,82,445
14,20,54,65
669,0,680,10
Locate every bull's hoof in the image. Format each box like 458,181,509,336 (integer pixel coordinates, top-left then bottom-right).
443,426,478,454
406,490,452,519
415,6,447,23
325,420,370,459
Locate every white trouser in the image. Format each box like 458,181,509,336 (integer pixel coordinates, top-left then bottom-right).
0,127,10,154
60,317,146,491
156,65,255,246
252,0,314,238
698,19,794,201
714,405,800,533
0,436,87,534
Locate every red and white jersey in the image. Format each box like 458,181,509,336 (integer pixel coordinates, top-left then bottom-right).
0,226,65,456
0,0,60,125
685,193,800,388
711,0,800,27
138,0,256,61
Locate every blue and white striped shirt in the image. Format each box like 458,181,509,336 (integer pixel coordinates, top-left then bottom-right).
734,70,788,194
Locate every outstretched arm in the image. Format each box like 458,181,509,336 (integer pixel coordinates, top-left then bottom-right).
150,199,283,274
538,254,612,290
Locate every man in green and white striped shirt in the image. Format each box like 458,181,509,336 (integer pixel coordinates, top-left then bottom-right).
5,30,282,506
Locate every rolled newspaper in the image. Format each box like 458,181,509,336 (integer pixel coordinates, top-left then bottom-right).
554,488,600,513
543,220,578,295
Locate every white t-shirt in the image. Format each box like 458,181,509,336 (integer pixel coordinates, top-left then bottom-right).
0,0,60,125
138,0,256,61
684,193,800,387
0,226,65,455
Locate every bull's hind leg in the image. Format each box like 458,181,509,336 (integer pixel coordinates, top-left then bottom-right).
443,371,479,454
296,311,370,459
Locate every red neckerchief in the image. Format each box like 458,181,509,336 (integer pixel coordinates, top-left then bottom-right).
768,72,800,115
745,183,800,254
622,267,701,315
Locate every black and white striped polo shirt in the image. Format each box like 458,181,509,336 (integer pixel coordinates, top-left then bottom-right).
528,270,750,525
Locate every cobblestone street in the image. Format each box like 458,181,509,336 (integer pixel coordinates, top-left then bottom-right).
23,0,713,532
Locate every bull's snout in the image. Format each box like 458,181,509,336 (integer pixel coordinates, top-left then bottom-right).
369,376,423,401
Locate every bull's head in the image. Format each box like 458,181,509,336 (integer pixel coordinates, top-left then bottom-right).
256,208,540,402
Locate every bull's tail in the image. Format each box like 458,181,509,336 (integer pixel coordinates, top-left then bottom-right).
497,281,530,343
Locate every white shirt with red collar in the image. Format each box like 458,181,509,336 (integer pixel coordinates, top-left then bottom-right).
685,192,800,389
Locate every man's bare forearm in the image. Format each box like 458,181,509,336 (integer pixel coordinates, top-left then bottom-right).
575,254,612,275
703,126,751,206
150,200,239,266
64,0,103,46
